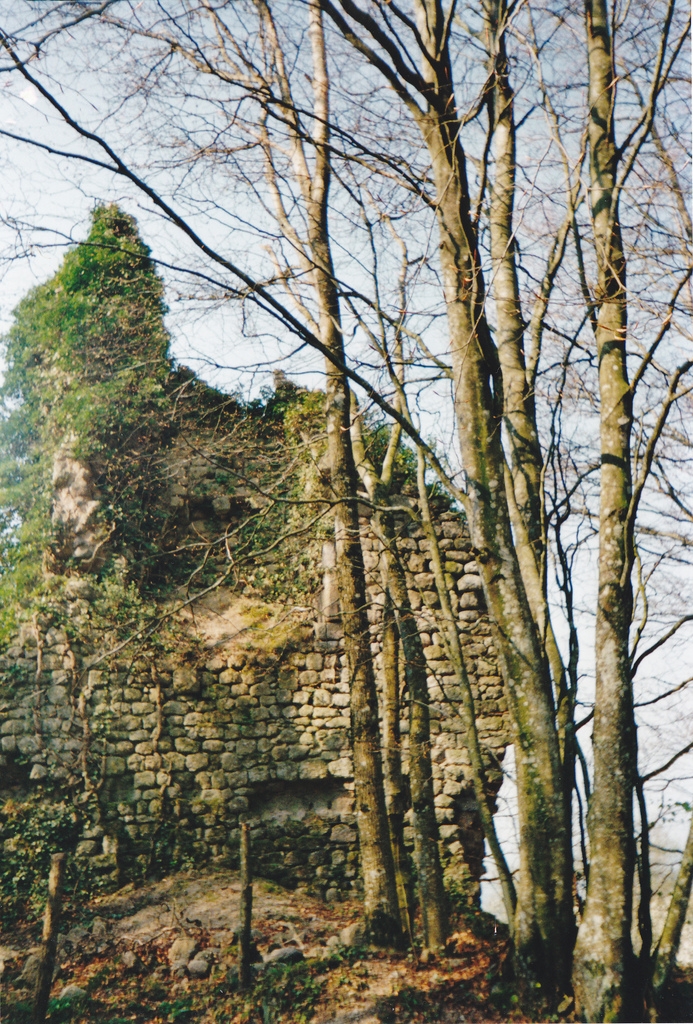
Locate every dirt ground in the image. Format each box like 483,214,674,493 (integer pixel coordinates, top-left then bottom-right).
0,868,525,1024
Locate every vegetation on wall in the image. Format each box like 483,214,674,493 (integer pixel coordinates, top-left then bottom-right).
0,206,360,641
0,204,172,620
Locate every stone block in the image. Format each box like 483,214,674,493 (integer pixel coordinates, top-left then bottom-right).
200,788,228,803
314,622,343,641
185,753,209,772
424,645,446,661
220,751,239,770
476,660,496,675
132,701,156,715
327,757,352,779
476,716,503,732
310,702,334,718
326,716,350,729
163,752,186,771
175,737,199,753
173,667,200,695
17,735,39,755
134,771,157,788
299,670,320,686
305,653,324,672
414,572,435,588
330,824,357,844
313,689,331,707
299,759,328,780
163,701,189,716
434,793,454,807
105,756,127,775
236,738,257,756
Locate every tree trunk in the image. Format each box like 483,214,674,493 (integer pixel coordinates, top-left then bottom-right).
377,515,448,952
408,19,573,1000
377,520,448,951
572,2,636,1019
238,823,253,991
653,813,693,996
417,450,517,930
380,594,413,942
484,0,544,566
33,852,67,1024
306,1,402,945
484,0,576,900
349,334,447,952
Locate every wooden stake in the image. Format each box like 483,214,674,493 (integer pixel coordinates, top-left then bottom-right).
238,823,253,990
33,852,67,1024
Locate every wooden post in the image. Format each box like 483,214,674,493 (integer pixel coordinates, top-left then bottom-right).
238,823,253,990
33,852,67,1024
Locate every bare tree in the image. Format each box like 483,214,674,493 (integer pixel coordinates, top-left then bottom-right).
0,0,691,1017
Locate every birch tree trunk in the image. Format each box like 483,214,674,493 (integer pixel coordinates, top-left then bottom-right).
305,1,402,945
408,4,573,1001
351,411,447,952
380,596,414,941
416,449,517,931
378,514,448,952
483,1,573,768
572,2,637,1018
324,0,573,997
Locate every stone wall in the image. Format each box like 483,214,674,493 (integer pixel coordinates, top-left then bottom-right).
0,507,508,902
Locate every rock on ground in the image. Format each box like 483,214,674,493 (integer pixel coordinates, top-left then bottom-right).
58,984,87,1002
168,934,198,971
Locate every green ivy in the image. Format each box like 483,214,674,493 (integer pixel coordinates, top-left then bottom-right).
0,794,80,925
0,205,172,625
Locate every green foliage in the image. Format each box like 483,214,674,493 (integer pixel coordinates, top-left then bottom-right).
2,204,169,454
47,992,90,1022
249,961,329,1024
489,980,520,1012
0,205,172,623
156,996,194,1021
0,793,80,925
376,984,442,1023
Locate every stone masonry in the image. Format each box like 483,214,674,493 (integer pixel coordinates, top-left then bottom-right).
0,503,508,902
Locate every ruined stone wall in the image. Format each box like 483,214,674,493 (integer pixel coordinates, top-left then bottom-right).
0,507,508,901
